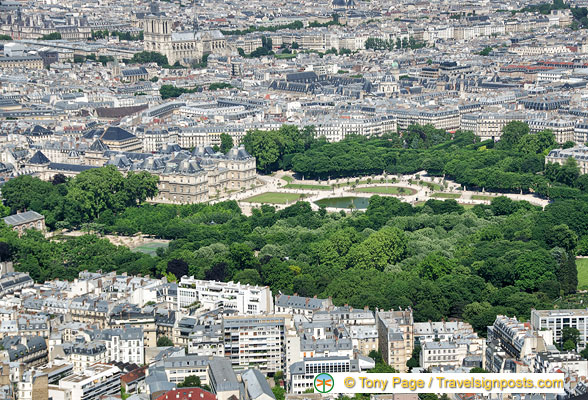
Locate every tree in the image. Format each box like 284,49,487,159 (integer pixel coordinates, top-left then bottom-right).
130,51,169,67
272,385,286,400
560,326,580,349
178,375,202,388
564,339,577,351
470,367,489,373
167,259,188,280
347,227,408,271
478,46,493,56
220,133,233,154
261,36,273,50
39,32,62,40
406,344,420,370
547,224,578,252
499,121,530,149
578,235,588,256
233,269,261,285
157,336,173,347
51,173,67,185
368,350,384,364
418,252,457,280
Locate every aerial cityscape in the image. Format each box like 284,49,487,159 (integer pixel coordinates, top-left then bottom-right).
1,0,588,398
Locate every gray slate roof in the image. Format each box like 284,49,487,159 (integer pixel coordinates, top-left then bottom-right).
241,369,275,400
3,211,44,226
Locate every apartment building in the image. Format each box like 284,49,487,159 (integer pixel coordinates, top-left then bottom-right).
311,116,397,142
420,341,469,369
91,327,145,365
274,294,331,317
376,309,413,372
348,325,379,356
534,351,588,376
289,356,374,394
58,363,121,400
0,56,44,69
17,370,48,400
486,315,551,373
531,309,588,350
413,321,476,344
208,357,240,400
70,342,108,373
546,146,588,175
177,277,273,314
286,320,354,369
394,108,460,131
109,309,157,348
461,112,526,141
162,355,211,385
0,272,34,297
313,306,376,326
223,315,289,374
575,123,588,145
528,118,575,144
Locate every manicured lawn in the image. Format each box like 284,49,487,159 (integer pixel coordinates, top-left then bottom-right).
355,186,417,195
133,242,169,256
422,182,443,191
281,175,294,183
275,53,297,59
577,258,588,290
245,192,303,204
284,183,332,190
333,179,379,188
414,201,474,210
431,192,461,199
472,194,495,201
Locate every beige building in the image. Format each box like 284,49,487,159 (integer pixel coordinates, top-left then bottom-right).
99,126,143,153
419,341,469,370
70,343,108,373
528,118,575,144
17,370,48,400
546,146,588,175
376,309,414,372
0,55,44,69
144,17,228,65
3,211,46,236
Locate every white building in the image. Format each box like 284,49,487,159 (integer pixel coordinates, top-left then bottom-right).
223,315,290,374
420,341,469,369
92,327,144,365
58,363,121,400
177,277,273,315
413,321,476,344
531,309,588,350
289,356,374,394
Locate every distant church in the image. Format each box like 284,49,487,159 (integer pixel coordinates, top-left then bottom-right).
143,16,228,65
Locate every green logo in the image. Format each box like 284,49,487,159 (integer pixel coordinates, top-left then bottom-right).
314,373,334,393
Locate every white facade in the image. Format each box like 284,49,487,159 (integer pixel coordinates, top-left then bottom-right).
531,309,588,350
420,341,469,369
289,356,374,394
59,363,121,400
177,277,273,315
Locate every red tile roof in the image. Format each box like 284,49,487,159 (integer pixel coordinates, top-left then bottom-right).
121,366,146,384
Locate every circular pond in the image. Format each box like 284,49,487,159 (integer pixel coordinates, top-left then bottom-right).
315,196,370,210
